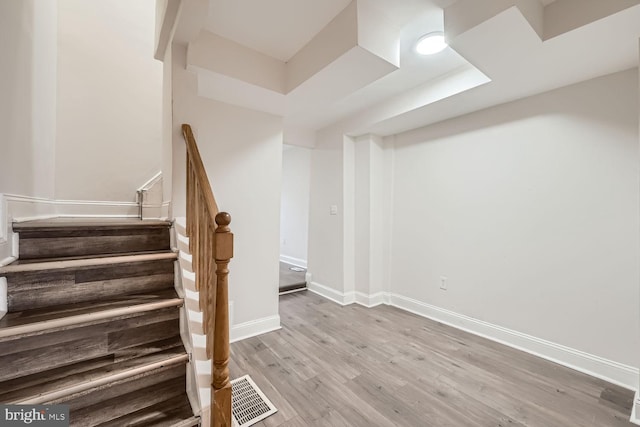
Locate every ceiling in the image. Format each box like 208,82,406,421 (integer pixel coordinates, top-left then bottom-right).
205,0,352,62
192,0,639,145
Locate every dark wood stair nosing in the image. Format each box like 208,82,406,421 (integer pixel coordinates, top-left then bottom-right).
6,249,176,266
0,251,178,276
12,219,173,232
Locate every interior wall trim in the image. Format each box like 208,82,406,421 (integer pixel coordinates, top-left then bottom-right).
279,255,308,268
308,281,353,306
631,391,640,425
230,315,282,343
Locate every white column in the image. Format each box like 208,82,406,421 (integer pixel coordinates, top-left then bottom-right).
633,38,640,426
344,133,392,307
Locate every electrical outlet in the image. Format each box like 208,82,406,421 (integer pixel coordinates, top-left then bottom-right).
440,276,447,290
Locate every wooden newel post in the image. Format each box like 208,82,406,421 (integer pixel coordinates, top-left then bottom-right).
212,212,233,427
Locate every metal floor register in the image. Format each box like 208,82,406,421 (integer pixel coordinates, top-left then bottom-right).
231,375,278,427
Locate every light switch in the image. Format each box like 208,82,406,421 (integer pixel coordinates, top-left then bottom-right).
330,205,338,215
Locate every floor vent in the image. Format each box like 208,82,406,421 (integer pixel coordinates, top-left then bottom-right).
231,375,277,427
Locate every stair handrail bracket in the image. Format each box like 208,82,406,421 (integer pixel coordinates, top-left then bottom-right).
181,124,234,427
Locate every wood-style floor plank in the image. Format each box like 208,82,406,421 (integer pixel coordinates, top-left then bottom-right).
230,291,634,427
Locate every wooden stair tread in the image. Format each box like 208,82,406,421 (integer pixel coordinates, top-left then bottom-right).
13,220,173,260
0,344,187,404
0,251,177,275
3,216,197,424
13,218,171,232
69,370,189,426
96,396,199,427
0,289,182,339
0,336,184,395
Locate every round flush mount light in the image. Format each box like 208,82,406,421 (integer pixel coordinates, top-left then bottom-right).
416,31,447,55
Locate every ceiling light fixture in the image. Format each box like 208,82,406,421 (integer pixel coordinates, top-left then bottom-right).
416,31,447,55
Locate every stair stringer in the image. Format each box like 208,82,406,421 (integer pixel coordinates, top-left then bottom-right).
174,217,212,427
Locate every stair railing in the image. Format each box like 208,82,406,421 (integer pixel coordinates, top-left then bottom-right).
182,124,233,427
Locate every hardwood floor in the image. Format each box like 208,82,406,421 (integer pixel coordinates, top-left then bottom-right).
230,291,634,427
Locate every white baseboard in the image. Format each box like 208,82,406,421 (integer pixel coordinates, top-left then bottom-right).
306,282,639,392
3,193,139,222
142,201,171,220
3,194,57,222
388,293,639,391
631,391,640,425
0,277,6,321
0,237,17,267
279,255,307,268
230,315,281,343
308,281,385,308
309,281,352,306
51,199,139,218
354,291,385,308
0,194,6,243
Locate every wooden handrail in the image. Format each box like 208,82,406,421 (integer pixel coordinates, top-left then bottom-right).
182,124,233,427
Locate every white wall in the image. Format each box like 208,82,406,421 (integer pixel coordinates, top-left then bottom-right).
390,69,639,367
0,0,57,199
280,145,311,267
307,129,345,293
172,45,281,330
56,0,162,202
354,136,371,296
635,43,640,421
162,36,173,210
0,0,57,265
352,134,389,298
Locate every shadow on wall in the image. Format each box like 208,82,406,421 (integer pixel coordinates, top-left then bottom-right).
395,69,638,149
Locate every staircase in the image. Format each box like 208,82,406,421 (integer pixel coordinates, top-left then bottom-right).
0,219,200,427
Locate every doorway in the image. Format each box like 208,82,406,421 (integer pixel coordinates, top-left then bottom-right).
279,261,306,294
279,144,311,294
